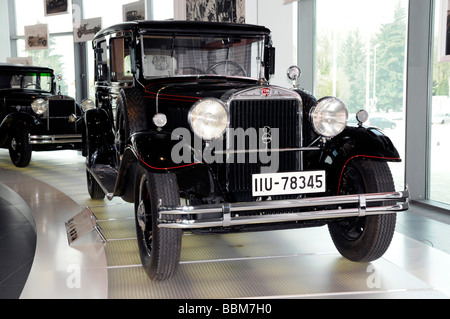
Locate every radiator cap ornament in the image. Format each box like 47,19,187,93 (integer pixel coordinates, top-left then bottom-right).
261,88,271,97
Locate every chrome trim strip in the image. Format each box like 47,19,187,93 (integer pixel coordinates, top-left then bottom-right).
214,147,320,155
158,187,409,229
29,135,82,144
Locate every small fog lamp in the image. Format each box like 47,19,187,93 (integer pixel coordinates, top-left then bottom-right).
153,113,168,128
356,110,369,125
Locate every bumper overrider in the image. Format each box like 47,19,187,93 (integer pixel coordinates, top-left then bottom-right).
158,187,410,229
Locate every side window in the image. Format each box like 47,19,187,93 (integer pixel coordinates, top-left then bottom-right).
110,37,133,82
95,40,110,82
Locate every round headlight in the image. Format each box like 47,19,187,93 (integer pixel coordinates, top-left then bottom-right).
31,98,48,115
81,99,95,112
311,97,348,138
188,98,229,140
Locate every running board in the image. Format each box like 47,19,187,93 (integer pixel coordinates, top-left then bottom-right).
87,164,118,199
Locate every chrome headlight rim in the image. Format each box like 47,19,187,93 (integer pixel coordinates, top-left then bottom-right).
31,98,48,115
188,98,229,141
311,96,348,138
81,98,96,112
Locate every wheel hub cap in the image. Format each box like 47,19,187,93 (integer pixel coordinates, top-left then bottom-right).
11,138,17,151
137,200,146,231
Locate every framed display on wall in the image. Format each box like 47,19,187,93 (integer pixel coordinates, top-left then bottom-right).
24,24,49,50
439,0,450,62
123,0,146,22
74,17,102,43
44,0,69,16
6,57,33,65
183,0,245,23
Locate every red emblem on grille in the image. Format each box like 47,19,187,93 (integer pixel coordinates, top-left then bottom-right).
261,88,271,97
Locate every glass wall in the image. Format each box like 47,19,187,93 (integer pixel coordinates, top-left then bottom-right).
13,0,75,97
315,0,409,189
429,1,450,204
152,0,174,20
84,0,138,101
84,0,175,101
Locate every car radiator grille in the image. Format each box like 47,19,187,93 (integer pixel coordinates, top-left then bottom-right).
43,98,80,133
47,98,77,117
226,98,302,202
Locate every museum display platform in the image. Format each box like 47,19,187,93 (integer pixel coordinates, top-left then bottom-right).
1,149,450,299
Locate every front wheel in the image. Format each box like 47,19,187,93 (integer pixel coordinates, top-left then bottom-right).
135,166,182,281
86,170,105,200
8,126,32,168
328,160,396,262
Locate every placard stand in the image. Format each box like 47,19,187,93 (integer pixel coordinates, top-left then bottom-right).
65,207,107,246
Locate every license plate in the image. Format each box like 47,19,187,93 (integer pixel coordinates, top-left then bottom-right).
252,171,326,197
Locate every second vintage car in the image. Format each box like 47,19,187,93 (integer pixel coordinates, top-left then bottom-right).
84,21,409,281
0,63,93,167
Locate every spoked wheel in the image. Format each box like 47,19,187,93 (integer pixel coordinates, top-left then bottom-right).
135,166,182,281
8,126,32,168
328,160,397,262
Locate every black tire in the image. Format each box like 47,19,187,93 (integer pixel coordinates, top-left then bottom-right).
8,126,32,168
86,171,105,200
134,166,182,281
328,160,396,262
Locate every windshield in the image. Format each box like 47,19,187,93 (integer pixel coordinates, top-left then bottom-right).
0,72,53,92
141,34,265,79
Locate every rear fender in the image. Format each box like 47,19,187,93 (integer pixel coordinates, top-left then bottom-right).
84,108,115,165
312,126,401,194
84,108,114,147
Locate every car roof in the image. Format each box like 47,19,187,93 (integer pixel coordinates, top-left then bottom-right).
94,20,271,40
0,63,53,74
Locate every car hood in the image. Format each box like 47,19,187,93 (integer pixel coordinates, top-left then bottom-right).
143,77,260,104
0,90,52,108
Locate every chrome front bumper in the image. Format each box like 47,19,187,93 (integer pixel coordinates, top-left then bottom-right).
29,134,82,145
158,187,409,229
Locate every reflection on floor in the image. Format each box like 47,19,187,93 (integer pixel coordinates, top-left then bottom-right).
0,149,450,299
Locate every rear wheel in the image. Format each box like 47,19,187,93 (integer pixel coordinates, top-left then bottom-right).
135,166,182,281
328,160,396,262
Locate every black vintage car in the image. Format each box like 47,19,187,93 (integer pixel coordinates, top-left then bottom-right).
84,21,409,281
0,63,93,167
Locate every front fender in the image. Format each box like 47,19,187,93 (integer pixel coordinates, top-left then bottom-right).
0,112,40,130
309,126,401,194
112,131,205,201
130,131,203,172
84,108,115,148
0,112,41,146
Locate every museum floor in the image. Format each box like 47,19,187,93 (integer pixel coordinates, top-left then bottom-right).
1,149,450,299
